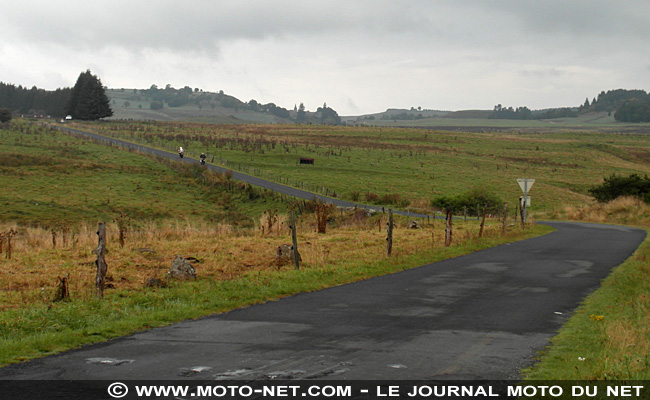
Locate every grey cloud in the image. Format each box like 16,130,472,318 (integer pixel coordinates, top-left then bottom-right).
1,1,433,53
2,0,650,114
518,68,567,78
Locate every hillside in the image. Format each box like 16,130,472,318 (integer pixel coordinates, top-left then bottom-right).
3,79,649,125
0,120,285,226
106,88,293,124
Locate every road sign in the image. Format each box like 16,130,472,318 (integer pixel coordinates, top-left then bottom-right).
516,179,535,224
517,178,535,193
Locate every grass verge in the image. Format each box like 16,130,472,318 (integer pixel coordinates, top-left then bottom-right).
525,198,650,380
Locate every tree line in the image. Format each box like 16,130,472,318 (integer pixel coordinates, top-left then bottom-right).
0,70,113,120
579,89,650,122
488,104,579,120
0,82,71,117
489,89,650,122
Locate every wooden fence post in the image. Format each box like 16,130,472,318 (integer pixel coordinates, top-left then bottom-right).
290,211,300,270
5,229,16,260
53,274,70,302
386,209,394,256
514,202,519,224
478,204,488,238
502,203,508,235
95,222,108,298
445,209,453,247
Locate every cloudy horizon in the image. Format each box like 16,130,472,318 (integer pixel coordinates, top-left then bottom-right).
1,1,649,115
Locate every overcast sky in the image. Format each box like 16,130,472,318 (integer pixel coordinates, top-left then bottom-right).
1,1,649,115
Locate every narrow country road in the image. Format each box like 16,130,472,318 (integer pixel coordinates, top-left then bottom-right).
1,221,644,381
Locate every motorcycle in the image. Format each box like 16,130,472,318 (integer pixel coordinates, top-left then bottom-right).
200,158,206,166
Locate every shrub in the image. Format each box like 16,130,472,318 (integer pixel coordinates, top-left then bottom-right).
432,187,503,216
589,173,650,203
0,108,11,123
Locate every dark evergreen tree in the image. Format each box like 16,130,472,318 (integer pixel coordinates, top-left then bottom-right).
589,174,650,202
582,89,649,113
614,99,650,122
0,108,12,123
66,70,113,120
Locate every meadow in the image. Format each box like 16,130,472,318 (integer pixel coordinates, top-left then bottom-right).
3,118,650,380
0,121,284,227
70,120,650,216
0,119,546,365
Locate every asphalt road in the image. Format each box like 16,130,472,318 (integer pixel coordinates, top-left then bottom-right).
1,221,644,381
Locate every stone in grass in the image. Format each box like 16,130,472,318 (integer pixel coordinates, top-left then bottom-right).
407,220,421,229
275,244,301,266
167,255,197,280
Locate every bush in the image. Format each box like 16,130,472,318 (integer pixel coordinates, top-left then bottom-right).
589,173,650,203
432,188,503,216
0,108,11,123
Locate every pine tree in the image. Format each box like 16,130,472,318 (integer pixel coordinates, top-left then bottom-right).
66,70,113,120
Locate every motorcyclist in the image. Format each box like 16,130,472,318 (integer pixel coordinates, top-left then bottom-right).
200,153,206,165
178,146,184,158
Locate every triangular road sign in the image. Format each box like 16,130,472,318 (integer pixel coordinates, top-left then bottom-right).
517,178,535,193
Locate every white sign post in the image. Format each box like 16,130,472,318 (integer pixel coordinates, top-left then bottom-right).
516,178,535,223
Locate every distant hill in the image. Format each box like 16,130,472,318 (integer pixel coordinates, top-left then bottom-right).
106,88,294,124
3,79,648,124
107,87,344,125
345,108,449,123
441,110,492,119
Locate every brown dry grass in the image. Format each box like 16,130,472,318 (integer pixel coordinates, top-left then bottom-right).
0,210,517,312
563,196,650,225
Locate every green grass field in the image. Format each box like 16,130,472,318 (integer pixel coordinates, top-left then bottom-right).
71,120,650,216
4,118,650,380
0,121,285,227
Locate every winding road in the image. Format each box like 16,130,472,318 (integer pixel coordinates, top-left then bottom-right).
1,125,645,383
